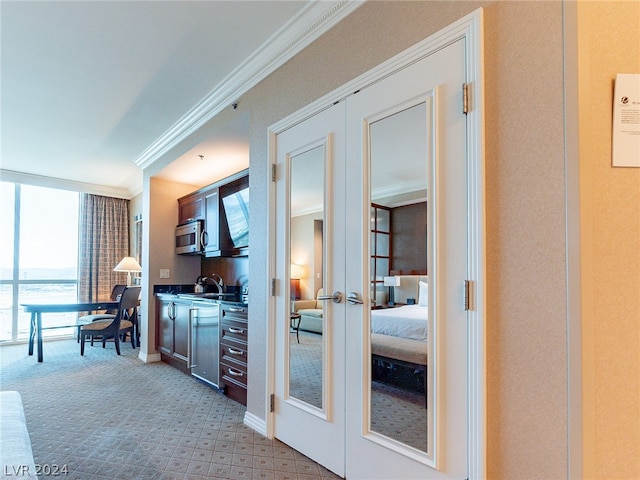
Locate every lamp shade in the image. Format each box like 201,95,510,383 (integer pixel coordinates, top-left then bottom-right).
290,263,302,279
383,276,401,287
114,257,142,286
113,257,142,273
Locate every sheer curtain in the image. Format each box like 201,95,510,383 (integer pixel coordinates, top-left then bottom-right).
78,194,130,302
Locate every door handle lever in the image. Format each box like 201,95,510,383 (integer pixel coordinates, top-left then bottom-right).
346,292,363,305
317,291,343,304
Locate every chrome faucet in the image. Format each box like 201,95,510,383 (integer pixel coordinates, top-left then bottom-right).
208,273,224,294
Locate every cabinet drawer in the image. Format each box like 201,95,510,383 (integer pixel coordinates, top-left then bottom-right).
220,319,248,343
221,304,248,320
220,341,247,366
223,380,247,406
220,360,247,387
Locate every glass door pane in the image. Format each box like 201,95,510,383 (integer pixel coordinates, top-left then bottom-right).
289,144,325,409
368,103,429,453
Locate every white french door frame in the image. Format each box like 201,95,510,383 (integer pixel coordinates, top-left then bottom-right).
265,8,486,478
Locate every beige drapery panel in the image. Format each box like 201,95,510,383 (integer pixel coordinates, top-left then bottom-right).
78,194,130,302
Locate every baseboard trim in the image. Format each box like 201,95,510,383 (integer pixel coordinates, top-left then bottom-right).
138,351,161,363
244,411,268,437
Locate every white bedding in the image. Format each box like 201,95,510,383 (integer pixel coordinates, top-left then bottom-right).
371,305,428,342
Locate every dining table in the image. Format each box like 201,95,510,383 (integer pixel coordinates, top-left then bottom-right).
22,301,119,362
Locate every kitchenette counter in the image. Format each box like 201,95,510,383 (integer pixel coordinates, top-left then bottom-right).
154,285,248,405
154,284,247,307
175,293,247,307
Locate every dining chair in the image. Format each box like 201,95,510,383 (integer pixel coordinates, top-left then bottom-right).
105,284,139,347
106,284,127,311
79,286,141,356
76,284,127,343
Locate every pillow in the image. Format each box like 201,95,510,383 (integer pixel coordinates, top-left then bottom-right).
418,280,429,307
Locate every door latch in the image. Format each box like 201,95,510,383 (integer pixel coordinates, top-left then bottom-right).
317,291,343,304
346,292,363,305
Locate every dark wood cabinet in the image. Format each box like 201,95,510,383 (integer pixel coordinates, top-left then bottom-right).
176,170,248,257
178,193,204,224
203,188,221,255
155,295,191,373
156,295,248,404
156,297,173,356
219,303,248,405
173,301,190,360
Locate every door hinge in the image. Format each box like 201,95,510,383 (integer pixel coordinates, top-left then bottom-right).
464,280,472,311
271,163,277,182
462,83,469,115
270,278,276,296
270,393,275,412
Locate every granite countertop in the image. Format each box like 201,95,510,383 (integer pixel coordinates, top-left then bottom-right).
154,284,247,307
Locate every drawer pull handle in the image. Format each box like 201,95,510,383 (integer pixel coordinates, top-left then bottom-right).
228,327,245,334
229,307,245,313
228,368,244,377
228,348,245,356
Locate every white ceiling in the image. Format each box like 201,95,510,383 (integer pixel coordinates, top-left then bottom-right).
0,1,356,198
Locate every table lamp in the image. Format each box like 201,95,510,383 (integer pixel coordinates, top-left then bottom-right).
114,256,142,286
383,276,401,306
290,264,302,301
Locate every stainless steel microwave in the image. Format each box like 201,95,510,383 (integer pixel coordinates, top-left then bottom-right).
175,220,204,255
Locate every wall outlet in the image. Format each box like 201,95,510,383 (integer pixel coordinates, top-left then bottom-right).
159,269,170,279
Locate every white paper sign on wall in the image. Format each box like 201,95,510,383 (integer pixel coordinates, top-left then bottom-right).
612,73,640,167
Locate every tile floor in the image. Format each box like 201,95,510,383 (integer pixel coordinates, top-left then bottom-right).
0,338,341,480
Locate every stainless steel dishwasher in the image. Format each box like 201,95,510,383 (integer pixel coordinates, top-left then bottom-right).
189,301,220,387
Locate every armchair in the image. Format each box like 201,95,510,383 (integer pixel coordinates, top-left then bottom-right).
293,288,324,334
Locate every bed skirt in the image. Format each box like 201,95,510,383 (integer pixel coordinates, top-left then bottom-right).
370,333,427,395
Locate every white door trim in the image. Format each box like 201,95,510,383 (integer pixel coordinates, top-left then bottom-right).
265,8,486,478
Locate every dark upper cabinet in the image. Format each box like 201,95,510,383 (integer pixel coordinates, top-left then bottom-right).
218,174,249,256
177,170,248,257
203,188,220,254
178,193,204,224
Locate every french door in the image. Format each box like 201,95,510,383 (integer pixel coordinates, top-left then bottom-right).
271,10,484,480
343,38,468,480
273,102,347,475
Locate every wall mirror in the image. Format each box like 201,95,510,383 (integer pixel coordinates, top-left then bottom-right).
367,102,430,453
288,144,325,410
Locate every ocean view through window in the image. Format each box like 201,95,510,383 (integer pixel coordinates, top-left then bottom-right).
1,182,79,342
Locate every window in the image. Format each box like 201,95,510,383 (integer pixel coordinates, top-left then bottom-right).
0,182,79,342
370,204,391,306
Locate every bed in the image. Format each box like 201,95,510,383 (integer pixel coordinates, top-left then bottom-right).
370,274,428,394
371,305,428,342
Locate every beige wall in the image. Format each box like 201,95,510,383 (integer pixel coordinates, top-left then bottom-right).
578,2,640,479
483,2,568,477
139,176,200,359
243,1,569,478
141,1,639,477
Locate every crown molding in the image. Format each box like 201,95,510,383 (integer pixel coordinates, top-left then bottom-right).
0,169,132,199
135,0,362,171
